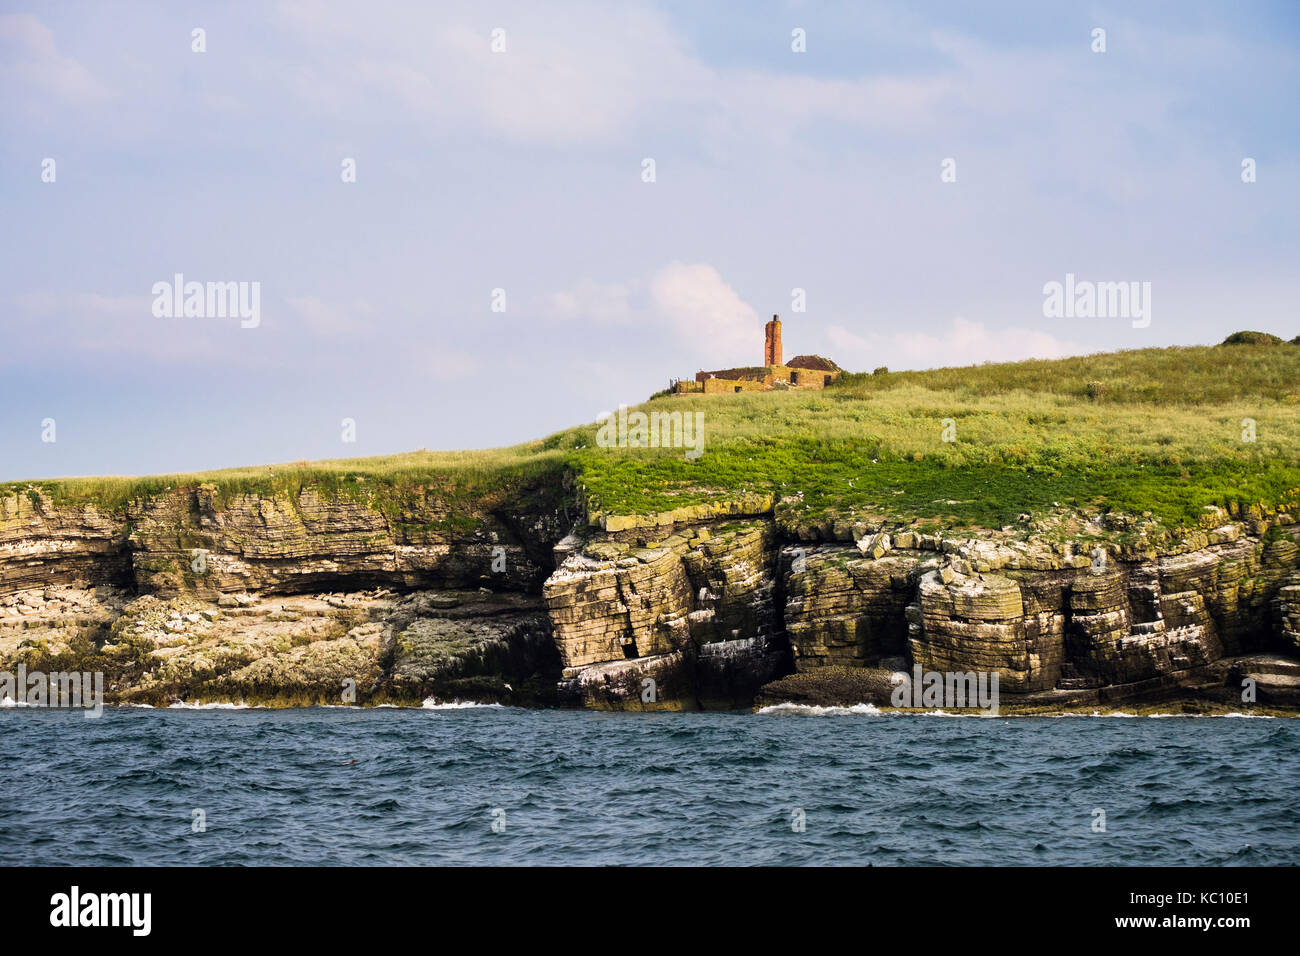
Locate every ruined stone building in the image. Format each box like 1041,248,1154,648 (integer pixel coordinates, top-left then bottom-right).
764,314,782,366
673,314,843,394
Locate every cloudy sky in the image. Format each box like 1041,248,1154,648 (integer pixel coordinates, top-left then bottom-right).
2,0,1297,479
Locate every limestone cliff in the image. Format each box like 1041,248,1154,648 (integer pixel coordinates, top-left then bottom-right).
0,477,570,706
770,525,1299,708
4,478,1300,712
2,477,569,596
542,520,786,708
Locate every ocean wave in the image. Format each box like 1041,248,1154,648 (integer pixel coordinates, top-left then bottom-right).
421,698,504,710
1052,710,1280,719
2,706,1296,865
166,701,259,710
757,702,883,716
1139,712,1271,718
756,703,1014,718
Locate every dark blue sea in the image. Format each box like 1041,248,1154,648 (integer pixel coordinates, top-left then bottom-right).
2,705,1296,866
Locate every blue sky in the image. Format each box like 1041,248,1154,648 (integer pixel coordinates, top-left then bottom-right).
1,0,1297,479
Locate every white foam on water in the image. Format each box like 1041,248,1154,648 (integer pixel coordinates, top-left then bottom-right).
754,705,1284,720
421,698,503,710
1050,710,1281,719
756,702,883,716
167,701,258,710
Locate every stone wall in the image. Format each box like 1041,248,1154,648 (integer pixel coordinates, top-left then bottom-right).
703,376,769,394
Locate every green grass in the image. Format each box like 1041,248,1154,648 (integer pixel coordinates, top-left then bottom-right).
5,341,1299,536
5,448,569,513
567,342,1300,530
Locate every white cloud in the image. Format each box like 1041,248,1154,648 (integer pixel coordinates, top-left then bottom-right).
0,14,113,103
271,1,970,149
541,263,759,367
7,292,255,365
274,1,707,146
400,344,483,381
829,316,1082,371
287,296,375,336
649,262,757,362
15,291,148,321
541,279,637,324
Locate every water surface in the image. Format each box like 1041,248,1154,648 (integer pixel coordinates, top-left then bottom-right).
1,706,1294,865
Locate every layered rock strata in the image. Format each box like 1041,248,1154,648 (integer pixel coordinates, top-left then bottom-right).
2,480,568,600
0,584,558,706
4,478,1300,711
544,521,786,708
775,524,1298,708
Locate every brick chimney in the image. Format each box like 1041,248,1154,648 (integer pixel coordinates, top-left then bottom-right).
764,314,782,367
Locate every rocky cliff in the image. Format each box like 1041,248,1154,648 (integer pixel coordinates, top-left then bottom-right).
0,477,569,706
543,520,786,708
764,522,1300,709
4,479,1300,712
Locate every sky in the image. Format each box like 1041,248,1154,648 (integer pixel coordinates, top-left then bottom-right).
1,0,1297,480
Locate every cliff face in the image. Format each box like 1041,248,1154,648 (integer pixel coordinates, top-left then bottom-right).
2,480,568,597
3,480,1300,711
0,492,131,593
542,521,786,708
0,480,571,706
541,514,1300,710
778,530,1297,699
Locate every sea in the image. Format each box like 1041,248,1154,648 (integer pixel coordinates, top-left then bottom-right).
1,704,1296,866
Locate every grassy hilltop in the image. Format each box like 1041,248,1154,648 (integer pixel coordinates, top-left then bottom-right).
7,337,1300,538
573,338,1300,532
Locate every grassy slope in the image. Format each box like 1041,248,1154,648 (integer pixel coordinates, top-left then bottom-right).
569,342,1300,531
6,342,1299,534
